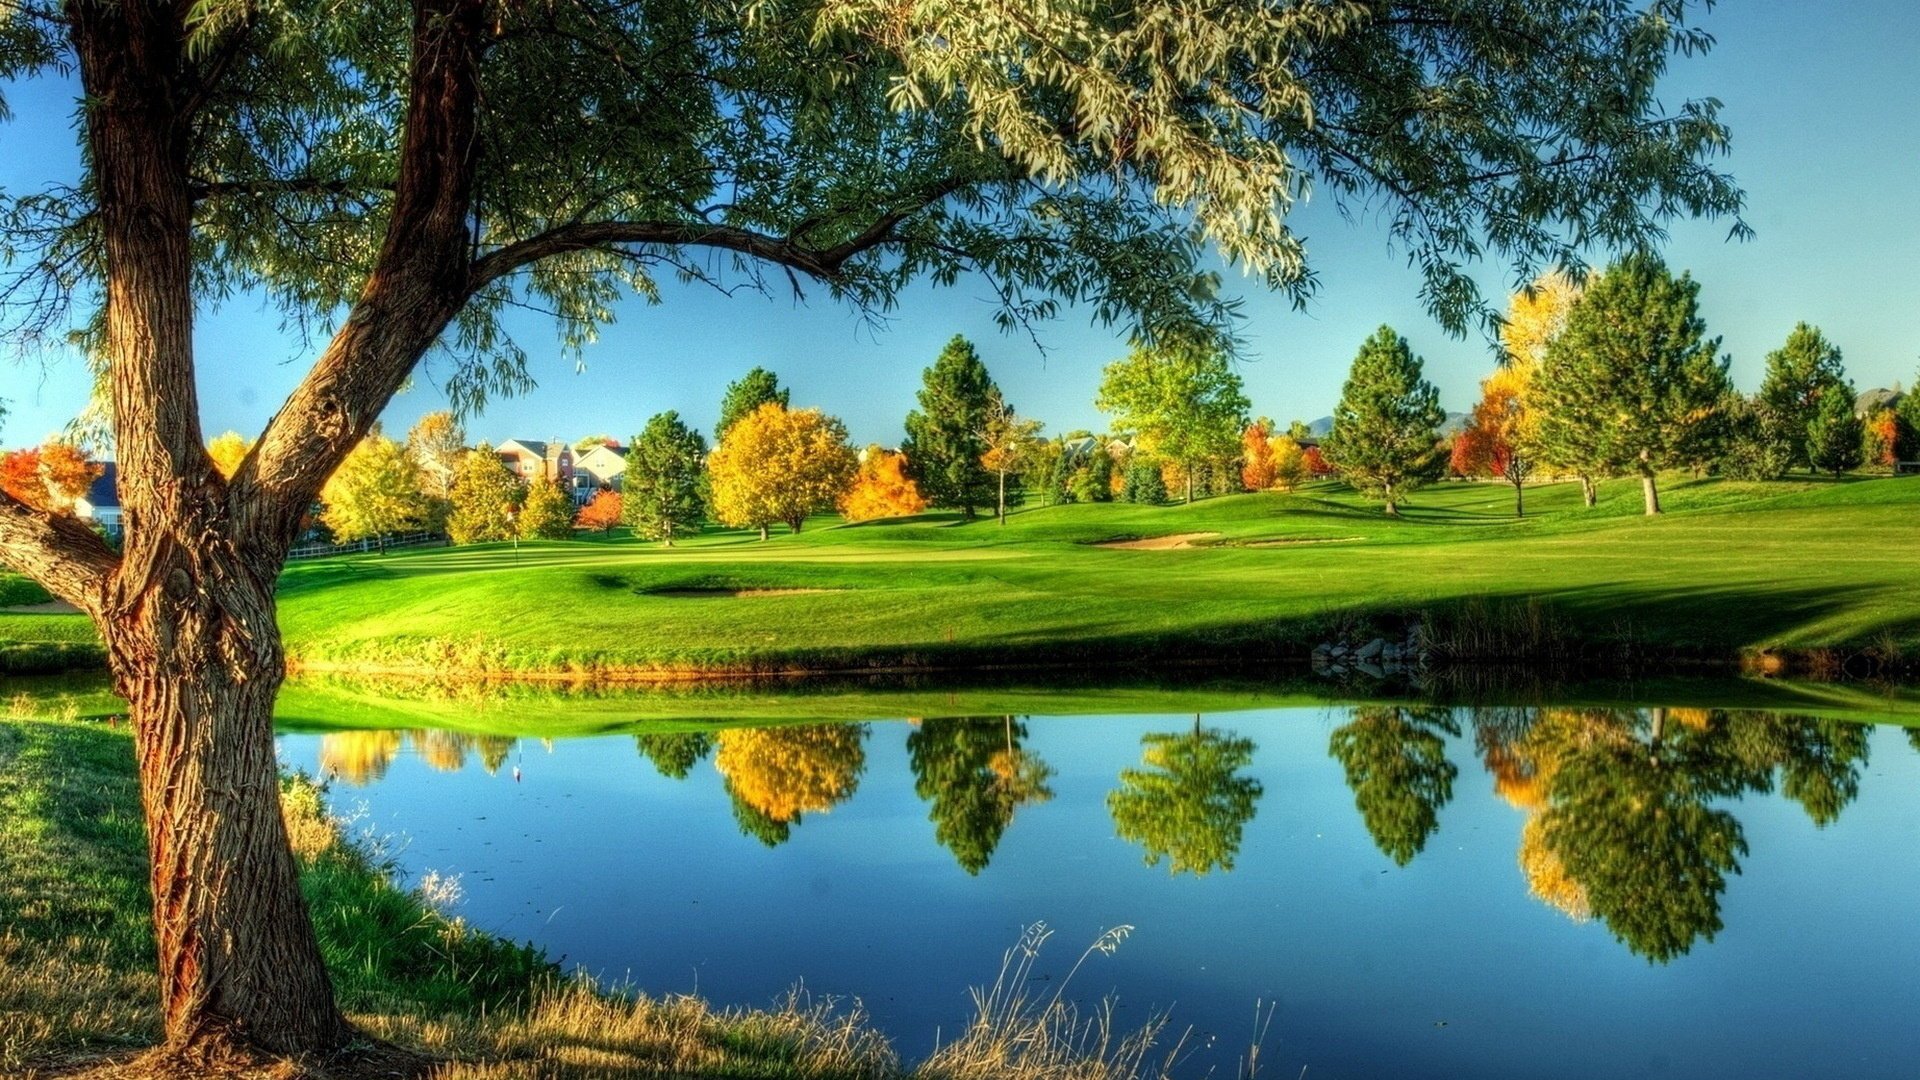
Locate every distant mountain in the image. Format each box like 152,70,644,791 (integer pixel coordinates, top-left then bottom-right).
1303,412,1468,438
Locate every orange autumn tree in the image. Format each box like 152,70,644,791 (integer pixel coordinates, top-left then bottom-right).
574,489,624,533
839,447,929,522
0,443,101,513
1241,420,1277,490
1451,365,1535,517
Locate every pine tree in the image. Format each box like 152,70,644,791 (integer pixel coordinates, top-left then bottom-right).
1120,461,1168,504
1529,255,1732,515
1321,326,1445,515
716,367,789,443
1806,382,1863,477
1758,324,1848,473
624,411,708,545
902,335,997,518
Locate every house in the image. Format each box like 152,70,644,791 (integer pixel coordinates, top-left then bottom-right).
572,441,628,503
1856,387,1904,417
496,439,574,486
73,462,121,539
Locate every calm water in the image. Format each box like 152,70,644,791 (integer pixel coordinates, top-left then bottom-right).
279,703,1920,1079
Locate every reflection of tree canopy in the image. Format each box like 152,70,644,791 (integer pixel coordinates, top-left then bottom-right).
1477,707,1874,964
475,736,516,775
318,730,404,785
1329,707,1460,866
715,724,867,845
907,716,1054,874
635,732,714,780
411,728,471,772
1108,719,1262,876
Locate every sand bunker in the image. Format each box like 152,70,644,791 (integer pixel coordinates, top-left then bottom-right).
1095,532,1220,550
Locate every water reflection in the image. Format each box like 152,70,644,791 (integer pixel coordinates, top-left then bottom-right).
1107,717,1262,876
310,704,1909,964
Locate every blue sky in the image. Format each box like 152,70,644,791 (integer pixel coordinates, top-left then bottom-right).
3,2,1917,449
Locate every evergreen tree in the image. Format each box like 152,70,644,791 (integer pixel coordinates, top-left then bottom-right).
624,411,708,545
1329,707,1460,866
1086,441,1116,501
716,367,790,444
1899,376,1920,462
1321,326,1445,515
1120,461,1168,504
1718,393,1793,481
1096,341,1249,504
1758,324,1848,473
902,336,997,518
907,716,1053,875
1805,381,1863,477
1529,254,1732,515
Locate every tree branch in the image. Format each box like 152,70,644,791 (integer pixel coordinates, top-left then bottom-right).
0,494,120,612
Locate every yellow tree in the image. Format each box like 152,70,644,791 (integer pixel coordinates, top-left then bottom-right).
319,432,428,543
1269,434,1308,491
1450,365,1536,516
979,393,1044,524
715,724,867,825
840,447,929,522
1499,270,1589,503
0,443,101,514
1241,419,1277,491
205,431,254,480
517,474,576,540
708,403,857,539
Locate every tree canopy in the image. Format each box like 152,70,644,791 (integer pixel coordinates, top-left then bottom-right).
624,411,708,545
1107,721,1263,876
716,368,791,444
1096,340,1249,503
1321,326,1444,514
902,336,998,518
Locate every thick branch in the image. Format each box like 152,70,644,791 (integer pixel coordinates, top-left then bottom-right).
0,495,120,611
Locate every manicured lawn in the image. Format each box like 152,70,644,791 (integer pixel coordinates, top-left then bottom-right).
8,474,1920,674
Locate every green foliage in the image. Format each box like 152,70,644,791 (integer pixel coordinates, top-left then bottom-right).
1118,461,1167,505
716,369,789,444
0,573,53,607
624,411,708,545
1107,722,1262,876
518,476,576,541
1899,379,1920,458
1806,383,1863,477
1320,327,1444,513
1096,341,1248,503
1717,394,1792,481
902,336,997,518
1328,707,1459,866
1759,324,1849,473
1529,254,1732,509
321,434,430,543
446,444,521,546
635,731,714,780
907,716,1053,875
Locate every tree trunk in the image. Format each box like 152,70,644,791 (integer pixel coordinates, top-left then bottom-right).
1383,481,1397,516
108,542,348,1056
1513,479,1525,518
997,469,1007,525
1640,467,1661,516
1580,474,1597,507
759,524,769,541
1185,462,1195,504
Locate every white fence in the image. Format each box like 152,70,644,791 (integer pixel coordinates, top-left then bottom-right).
287,531,448,561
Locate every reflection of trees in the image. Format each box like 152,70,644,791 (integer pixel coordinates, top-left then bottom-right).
475,736,516,775
1329,706,1460,866
411,728,471,772
1108,718,1262,876
1476,707,1874,964
635,732,714,779
714,724,867,847
318,730,404,785
907,716,1054,874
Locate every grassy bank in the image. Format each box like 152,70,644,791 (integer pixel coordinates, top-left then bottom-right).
0,716,1190,1079
6,475,1920,678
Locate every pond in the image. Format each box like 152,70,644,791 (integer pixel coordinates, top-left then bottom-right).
264,683,1920,1080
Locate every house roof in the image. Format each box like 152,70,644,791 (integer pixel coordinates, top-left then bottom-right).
498,439,550,457
83,461,118,509
1857,387,1903,415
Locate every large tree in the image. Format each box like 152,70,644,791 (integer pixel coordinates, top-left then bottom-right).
907,715,1053,874
901,335,997,518
1107,719,1263,876
1096,340,1249,504
707,402,857,537
0,0,1744,1060
1329,706,1460,866
318,431,428,543
624,410,708,545
715,367,790,444
1321,326,1445,515
1529,254,1732,515
1758,323,1849,473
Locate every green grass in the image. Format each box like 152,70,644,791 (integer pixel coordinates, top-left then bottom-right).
10,474,1920,676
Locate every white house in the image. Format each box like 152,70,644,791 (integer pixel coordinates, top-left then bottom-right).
72,462,122,539
571,442,627,503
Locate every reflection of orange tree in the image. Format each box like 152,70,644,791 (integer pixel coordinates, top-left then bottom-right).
715,724,867,846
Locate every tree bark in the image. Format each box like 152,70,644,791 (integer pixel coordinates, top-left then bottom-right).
1513,479,1524,518
1580,474,1597,507
997,469,1007,525
1641,471,1661,515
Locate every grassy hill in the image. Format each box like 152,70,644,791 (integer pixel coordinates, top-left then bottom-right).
5,474,1919,677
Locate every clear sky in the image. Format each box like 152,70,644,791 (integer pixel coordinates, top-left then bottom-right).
2,2,1916,450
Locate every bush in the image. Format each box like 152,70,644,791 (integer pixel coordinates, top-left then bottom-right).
1119,462,1167,504
0,574,54,608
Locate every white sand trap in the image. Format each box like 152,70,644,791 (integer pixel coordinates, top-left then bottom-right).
1095,532,1220,550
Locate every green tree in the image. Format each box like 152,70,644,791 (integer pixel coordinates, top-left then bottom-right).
1096,342,1249,504
716,368,790,444
635,732,714,781
1899,376,1920,461
1718,392,1793,481
980,392,1045,525
1119,460,1168,504
1805,380,1863,477
1329,707,1460,866
319,432,428,543
902,336,998,518
1758,324,1849,473
446,444,521,546
1530,255,1732,515
0,0,1747,1053
1107,720,1263,876
624,411,708,545
517,475,575,540
1321,327,1445,515
907,716,1054,874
